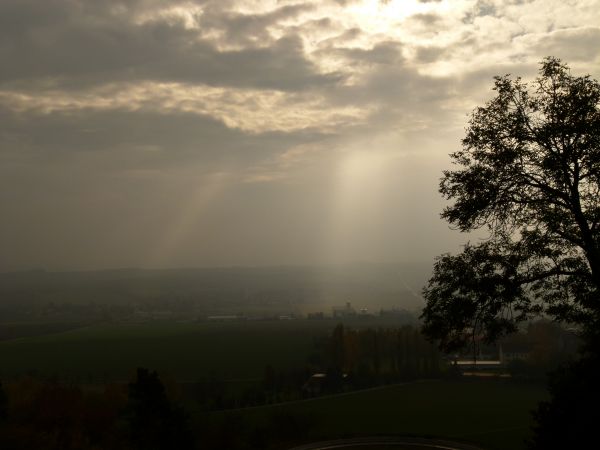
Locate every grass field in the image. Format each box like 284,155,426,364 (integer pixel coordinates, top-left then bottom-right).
0,321,89,341
214,379,548,450
0,320,334,381
0,317,422,381
0,321,549,449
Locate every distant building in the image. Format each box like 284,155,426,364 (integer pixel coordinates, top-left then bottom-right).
278,314,296,320
499,342,532,364
332,302,356,318
301,372,349,395
132,310,174,322
453,359,507,377
454,360,503,370
307,312,324,320
302,373,327,395
206,315,244,321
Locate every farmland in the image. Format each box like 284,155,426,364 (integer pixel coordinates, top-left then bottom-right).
0,319,550,449
205,379,548,450
0,318,414,381
0,320,323,381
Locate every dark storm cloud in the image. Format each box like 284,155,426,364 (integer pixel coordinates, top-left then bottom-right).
0,104,327,170
199,2,315,46
319,41,404,65
0,0,341,91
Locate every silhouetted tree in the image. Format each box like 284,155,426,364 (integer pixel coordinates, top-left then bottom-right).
264,364,276,386
330,323,346,372
125,368,195,450
0,381,6,423
528,338,600,449
421,57,600,447
422,57,600,350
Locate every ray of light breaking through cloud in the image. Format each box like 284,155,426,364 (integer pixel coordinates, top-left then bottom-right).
0,0,599,269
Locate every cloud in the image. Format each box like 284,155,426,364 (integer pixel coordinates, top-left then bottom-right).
0,0,341,92
0,103,328,169
0,81,371,135
414,45,448,63
410,12,443,26
198,2,316,46
320,40,404,65
524,27,600,62
1,0,600,269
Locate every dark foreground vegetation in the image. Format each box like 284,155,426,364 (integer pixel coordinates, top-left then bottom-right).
0,368,194,450
0,318,569,450
0,370,547,450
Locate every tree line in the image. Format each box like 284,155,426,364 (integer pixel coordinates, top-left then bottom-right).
319,324,443,389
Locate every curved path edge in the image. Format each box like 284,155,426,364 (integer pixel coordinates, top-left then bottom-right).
288,436,486,450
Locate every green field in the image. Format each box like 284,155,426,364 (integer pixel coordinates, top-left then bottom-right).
215,380,547,450
0,321,549,449
0,317,422,381
0,321,89,341
0,319,388,381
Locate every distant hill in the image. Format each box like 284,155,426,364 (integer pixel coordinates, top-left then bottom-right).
0,263,432,319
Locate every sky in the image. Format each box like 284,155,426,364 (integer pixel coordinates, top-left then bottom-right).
1,0,599,271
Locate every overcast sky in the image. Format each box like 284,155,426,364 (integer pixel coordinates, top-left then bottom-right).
1,0,599,271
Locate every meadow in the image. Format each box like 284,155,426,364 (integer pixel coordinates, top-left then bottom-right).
0,318,423,381
0,319,550,449
206,379,547,450
0,320,332,381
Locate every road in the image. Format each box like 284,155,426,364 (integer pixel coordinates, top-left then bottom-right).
288,436,486,450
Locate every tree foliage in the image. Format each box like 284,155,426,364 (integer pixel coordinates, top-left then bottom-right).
0,381,7,423
126,368,195,450
528,344,600,449
422,57,600,351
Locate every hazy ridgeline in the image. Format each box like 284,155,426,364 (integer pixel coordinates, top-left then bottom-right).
0,263,429,324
